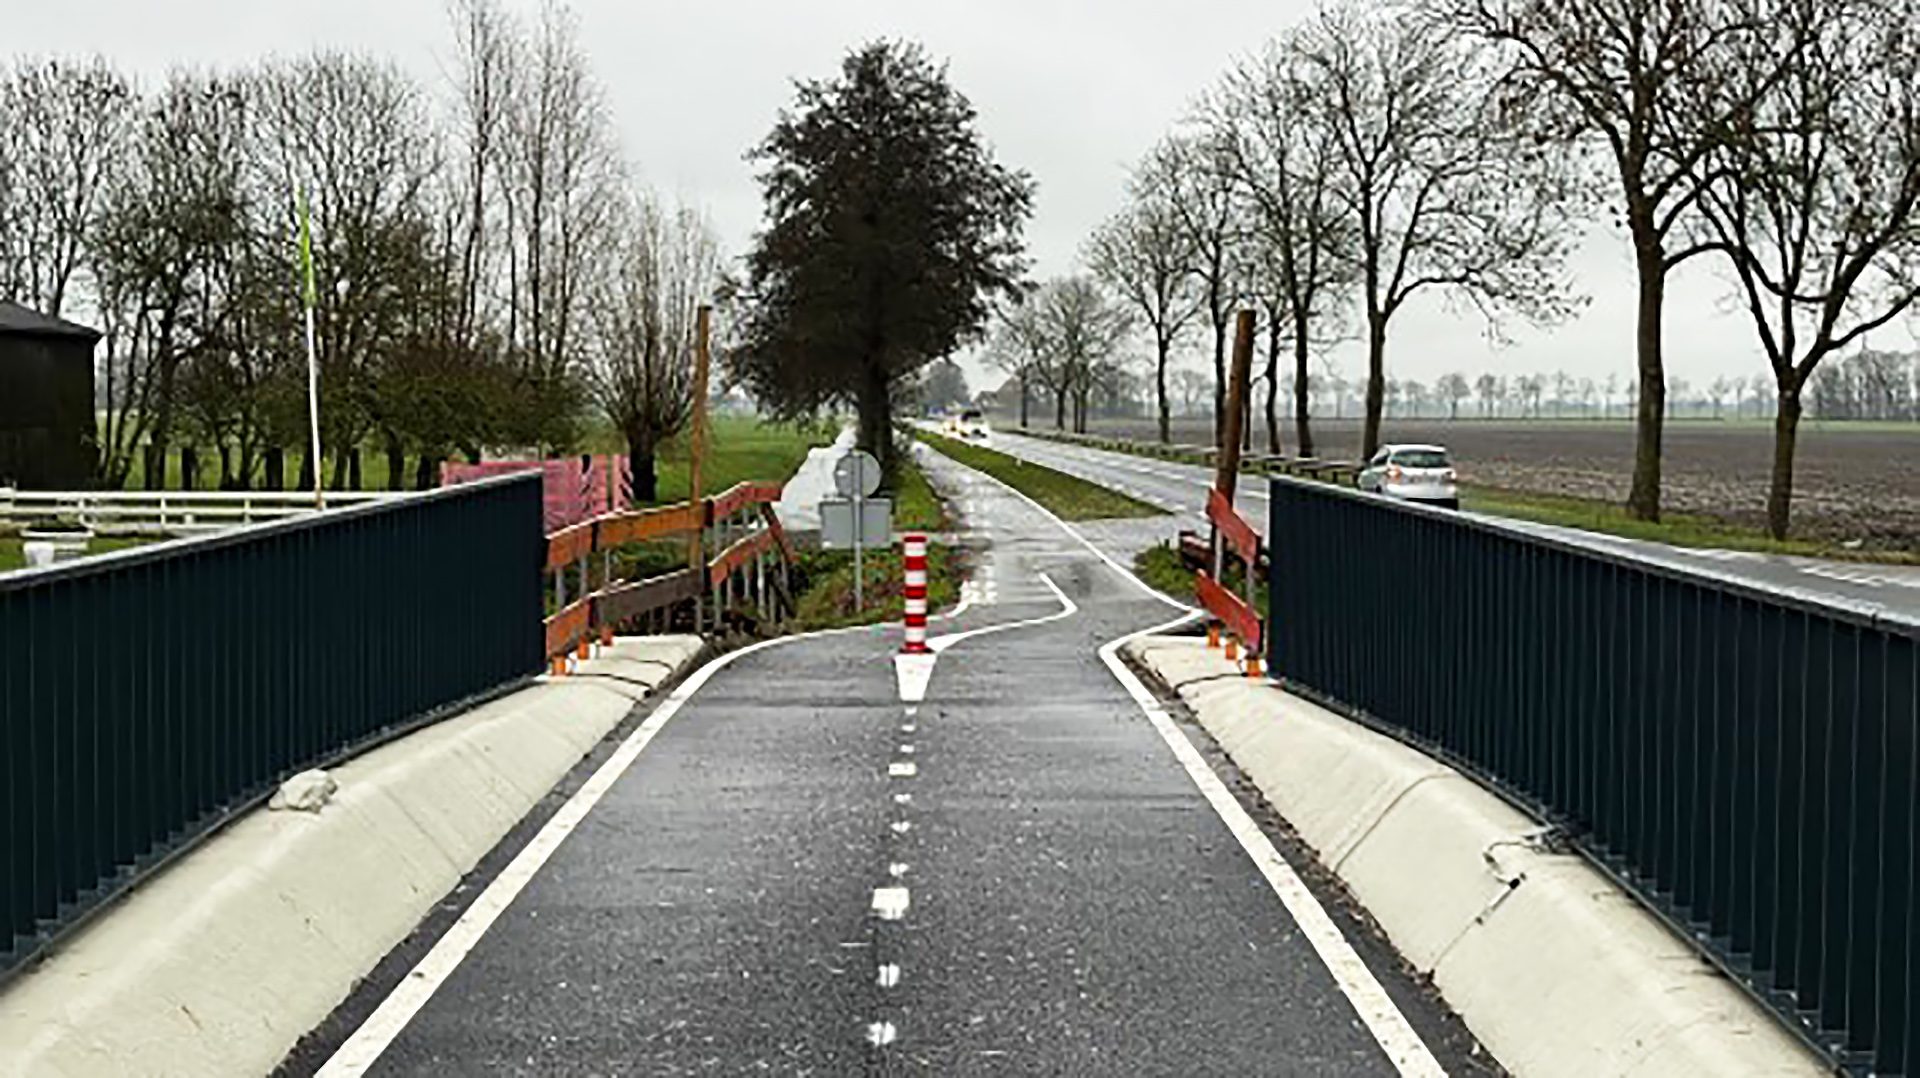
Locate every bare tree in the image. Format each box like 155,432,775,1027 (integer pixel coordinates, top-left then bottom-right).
1439,371,1471,418
1087,161,1203,444
91,70,251,489
1435,0,1814,521
446,0,517,349
0,57,135,316
1208,35,1355,458
1300,4,1577,459
498,2,624,448
1682,0,1920,534
589,193,720,501
1026,275,1135,432
1151,133,1244,443
252,51,438,488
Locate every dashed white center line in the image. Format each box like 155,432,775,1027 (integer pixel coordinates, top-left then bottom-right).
901,723,916,733
889,762,917,777
894,793,912,805
889,862,909,877
890,820,913,835
876,964,902,988
866,1021,898,1046
899,744,915,754
872,887,910,920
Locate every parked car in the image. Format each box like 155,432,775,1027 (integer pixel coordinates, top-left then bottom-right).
955,408,989,440
1356,444,1457,509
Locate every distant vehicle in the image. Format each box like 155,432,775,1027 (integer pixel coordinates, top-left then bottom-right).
1356,444,1457,509
955,408,988,440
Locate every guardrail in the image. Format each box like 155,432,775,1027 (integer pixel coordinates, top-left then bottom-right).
1265,474,1917,1076
1008,426,1366,485
544,480,793,666
1,474,545,980
0,487,404,536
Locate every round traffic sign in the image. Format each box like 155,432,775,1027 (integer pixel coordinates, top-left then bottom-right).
834,450,882,498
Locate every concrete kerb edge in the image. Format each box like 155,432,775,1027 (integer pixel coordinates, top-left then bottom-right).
1121,634,1833,1078
0,635,707,1078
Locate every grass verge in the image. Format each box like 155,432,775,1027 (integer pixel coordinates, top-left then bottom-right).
0,536,160,573
1133,542,1268,619
1459,484,1920,563
917,430,1167,521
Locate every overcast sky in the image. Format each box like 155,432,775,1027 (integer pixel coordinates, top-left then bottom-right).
16,0,1916,395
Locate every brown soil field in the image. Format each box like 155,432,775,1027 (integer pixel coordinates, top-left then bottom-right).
1068,415,1920,551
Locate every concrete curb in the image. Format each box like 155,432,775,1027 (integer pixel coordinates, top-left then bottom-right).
0,636,705,1078
1124,636,1831,1078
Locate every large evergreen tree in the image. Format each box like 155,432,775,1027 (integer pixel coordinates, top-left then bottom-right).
735,40,1033,479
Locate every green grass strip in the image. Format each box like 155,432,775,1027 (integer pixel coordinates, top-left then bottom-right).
918,431,1167,522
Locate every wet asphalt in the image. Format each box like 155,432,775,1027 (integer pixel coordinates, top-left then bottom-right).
287,444,1495,1077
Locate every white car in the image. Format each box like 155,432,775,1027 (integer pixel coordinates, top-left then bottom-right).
954,408,988,440
1357,443,1457,509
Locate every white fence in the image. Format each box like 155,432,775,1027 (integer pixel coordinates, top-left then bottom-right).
0,488,410,536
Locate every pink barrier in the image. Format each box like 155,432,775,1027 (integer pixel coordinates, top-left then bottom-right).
442,455,631,532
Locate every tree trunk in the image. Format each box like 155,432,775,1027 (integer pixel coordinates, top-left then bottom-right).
348,447,363,491
857,360,895,484
1265,315,1282,456
1054,381,1068,430
180,446,199,491
1211,311,1228,444
1766,379,1802,540
297,449,315,492
385,432,406,492
1019,374,1031,428
1362,314,1388,459
1156,338,1171,444
1293,324,1314,458
414,453,437,491
1626,234,1667,521
622,417,661,504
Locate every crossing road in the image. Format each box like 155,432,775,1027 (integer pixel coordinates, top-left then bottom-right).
984,429,1920,623
285,445,1493,1077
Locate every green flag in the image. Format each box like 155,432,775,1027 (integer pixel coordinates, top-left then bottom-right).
298,188,317,309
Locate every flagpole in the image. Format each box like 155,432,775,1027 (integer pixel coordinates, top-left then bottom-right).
304,303,323,511
299,188,325,511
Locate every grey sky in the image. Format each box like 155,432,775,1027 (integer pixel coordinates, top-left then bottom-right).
16,0,1916,395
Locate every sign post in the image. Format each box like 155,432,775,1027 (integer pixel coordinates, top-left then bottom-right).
834,449,882,611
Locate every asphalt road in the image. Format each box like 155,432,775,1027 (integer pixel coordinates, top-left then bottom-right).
984,429,1920,623
290,444,1492,1076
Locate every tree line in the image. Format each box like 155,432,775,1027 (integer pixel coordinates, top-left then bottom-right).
0,0,720,501
999,0,1920,540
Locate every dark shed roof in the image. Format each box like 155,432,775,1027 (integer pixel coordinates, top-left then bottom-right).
0,301,100,341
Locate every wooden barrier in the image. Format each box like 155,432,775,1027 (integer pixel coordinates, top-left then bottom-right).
541,481,792,662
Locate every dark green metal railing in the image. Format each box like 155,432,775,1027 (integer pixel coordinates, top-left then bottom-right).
1267,475,1916,1077
2,473,544,977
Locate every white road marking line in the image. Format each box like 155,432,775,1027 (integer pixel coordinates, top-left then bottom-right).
890,820,913,835
872,887,910,920
894,793,912,805
905,706,918,717
1099,617,1446,1077
894,653,938,703
877,963,902,988
899,744,914,754
901,723,915,733
889,862,909,877
928,572,1077,652
315,620,893,1077
866,1021,898,1046
889,762,918,777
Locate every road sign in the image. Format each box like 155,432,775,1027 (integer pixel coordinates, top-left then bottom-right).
834,450,882,498
821,497,893,549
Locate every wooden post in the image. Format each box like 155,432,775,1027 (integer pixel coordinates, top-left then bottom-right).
1215,310,1256,502
688,305,712,632
1213,310,1256,580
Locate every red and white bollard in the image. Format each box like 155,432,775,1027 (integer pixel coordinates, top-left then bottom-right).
901,532,931,654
